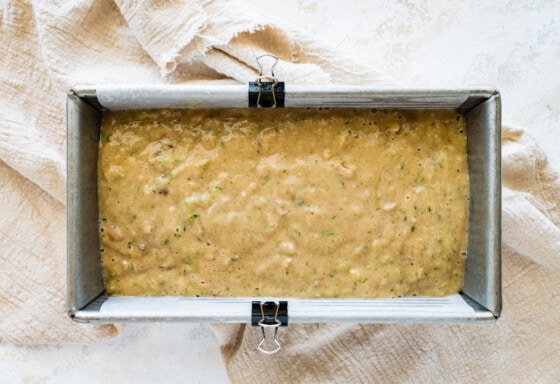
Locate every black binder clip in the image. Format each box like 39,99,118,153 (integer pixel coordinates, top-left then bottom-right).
251,301,288,355
249,54,285,108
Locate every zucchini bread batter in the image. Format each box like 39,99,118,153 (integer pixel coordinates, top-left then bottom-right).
98,108,469,298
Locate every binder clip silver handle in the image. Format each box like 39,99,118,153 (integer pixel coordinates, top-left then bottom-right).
255,54,279,83
257,321,282,355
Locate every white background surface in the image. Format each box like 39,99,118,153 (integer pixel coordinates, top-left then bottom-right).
1,1,558,383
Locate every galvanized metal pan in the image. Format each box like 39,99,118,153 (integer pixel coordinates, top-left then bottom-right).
67,84,501,328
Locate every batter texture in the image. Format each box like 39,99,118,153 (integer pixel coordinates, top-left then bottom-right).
98,108,468,298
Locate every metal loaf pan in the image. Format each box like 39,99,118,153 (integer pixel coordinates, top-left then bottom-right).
67,84,501,325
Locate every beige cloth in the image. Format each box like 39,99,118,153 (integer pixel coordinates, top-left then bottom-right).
1,0,559,382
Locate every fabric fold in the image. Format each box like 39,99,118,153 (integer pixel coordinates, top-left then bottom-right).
113,0,207,75
501,126,560,269
0,160,119,343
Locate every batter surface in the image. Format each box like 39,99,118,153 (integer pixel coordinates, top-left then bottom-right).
98,108,468,298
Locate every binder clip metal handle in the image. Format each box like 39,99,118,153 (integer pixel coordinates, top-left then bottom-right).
256,54,279,81
257,320,282,355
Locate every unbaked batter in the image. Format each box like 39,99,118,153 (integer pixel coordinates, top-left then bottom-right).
98,108,469,298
